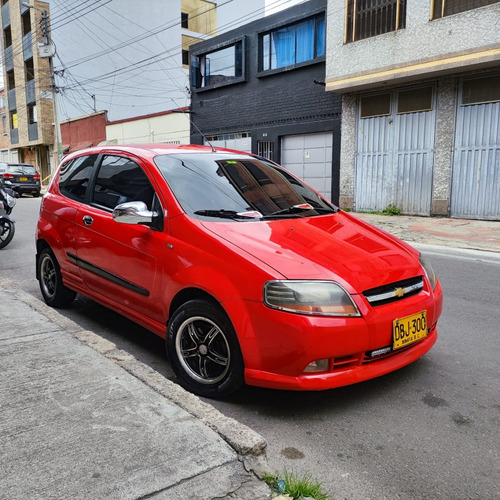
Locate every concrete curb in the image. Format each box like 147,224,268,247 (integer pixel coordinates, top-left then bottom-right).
4,279,268,462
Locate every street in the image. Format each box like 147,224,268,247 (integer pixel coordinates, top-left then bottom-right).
2,197,499,500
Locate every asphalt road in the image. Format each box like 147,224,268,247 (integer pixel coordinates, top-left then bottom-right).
2,197,499,500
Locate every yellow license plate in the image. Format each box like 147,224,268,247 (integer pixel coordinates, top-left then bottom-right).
393,311,427,350
19,176,27,181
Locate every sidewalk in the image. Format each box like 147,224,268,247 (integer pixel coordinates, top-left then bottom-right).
0,283,271,500
353,213,500,253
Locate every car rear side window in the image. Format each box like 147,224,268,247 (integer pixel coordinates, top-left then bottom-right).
92,155,155,211
59,155,98,202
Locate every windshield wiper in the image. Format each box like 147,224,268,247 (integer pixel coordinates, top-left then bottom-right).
194,209,262,220
262,203,336,219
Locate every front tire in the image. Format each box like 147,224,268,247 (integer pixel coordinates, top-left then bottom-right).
38,248,76,308
0,218,15,249
166,299,244,398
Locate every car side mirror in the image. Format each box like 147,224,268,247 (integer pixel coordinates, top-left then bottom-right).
113,201,154,226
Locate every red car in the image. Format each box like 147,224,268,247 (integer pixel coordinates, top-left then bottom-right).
36,145,442,398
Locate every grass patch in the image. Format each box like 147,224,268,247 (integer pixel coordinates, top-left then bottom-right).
263,469,330,500
358,204,402,216
381,204,401,216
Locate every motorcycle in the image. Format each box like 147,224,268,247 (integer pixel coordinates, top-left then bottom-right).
0,185,16,249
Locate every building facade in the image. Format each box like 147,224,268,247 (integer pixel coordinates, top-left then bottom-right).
189,0,341,203
1,0,54,181
326,0,500,220
106,108,190,145
0,87,11,160
60,111,107,156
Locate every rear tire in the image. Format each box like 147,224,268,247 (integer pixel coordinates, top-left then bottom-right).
38,248,76,308
0,219,15,249
166,299,244,398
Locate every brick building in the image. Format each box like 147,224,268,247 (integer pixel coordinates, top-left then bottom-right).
1,0,54,181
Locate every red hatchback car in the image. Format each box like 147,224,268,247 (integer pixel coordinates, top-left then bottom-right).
36,145,443,398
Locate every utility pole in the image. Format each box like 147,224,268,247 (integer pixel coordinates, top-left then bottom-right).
23,2,63,167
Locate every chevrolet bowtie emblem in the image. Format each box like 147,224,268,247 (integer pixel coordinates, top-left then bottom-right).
394,287,406,298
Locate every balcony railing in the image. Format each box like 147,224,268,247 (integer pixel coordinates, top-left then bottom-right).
10,128,19,145
2,3,10,29
4,45,13,72
26,80,36,104
7,89,16,111
28,123,39,142
22,32,33,61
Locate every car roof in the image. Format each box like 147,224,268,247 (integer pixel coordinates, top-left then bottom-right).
62,143,255,162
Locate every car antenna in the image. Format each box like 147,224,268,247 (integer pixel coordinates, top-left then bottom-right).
174,107,217,153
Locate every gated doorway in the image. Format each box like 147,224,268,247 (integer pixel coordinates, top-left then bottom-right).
450,75,500,220
355,86,437,215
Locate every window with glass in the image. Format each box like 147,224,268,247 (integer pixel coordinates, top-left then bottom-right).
59,155,98,202
181,12,189,29
261,14,325,71
154,153,336,220
4,26,12,48
92,156,155,211
28,104,37,124
10,111,17,129
345,0,406,43
461,75,500,105
432,0,499,19
192,41,243,88
21,10,31,36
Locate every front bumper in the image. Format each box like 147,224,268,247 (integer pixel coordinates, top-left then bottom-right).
224,280,443,391
244,325,437,390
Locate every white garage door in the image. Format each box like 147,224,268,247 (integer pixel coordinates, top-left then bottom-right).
281,132,333,201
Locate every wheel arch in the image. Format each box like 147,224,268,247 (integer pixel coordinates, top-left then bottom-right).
35,238,52,280
168,287,221,320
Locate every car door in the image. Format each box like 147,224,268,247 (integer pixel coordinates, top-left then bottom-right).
44,154,99,287
74,153,167,323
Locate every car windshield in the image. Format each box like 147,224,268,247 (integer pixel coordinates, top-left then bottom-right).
8,165,36,174
154,153,337,220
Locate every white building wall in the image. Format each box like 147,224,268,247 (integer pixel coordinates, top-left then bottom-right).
106,113,190,145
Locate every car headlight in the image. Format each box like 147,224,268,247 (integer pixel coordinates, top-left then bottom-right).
264,280,360,317
419,253,437,290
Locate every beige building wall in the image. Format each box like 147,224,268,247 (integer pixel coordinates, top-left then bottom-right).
106,112,190,145
182,0,216,35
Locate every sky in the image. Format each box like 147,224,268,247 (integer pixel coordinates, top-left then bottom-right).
0,0,306,90
266,0,304,15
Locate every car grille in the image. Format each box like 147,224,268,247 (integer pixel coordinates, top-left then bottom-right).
363,276,424,307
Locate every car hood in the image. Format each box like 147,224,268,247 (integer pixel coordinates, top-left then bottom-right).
201,211,422,293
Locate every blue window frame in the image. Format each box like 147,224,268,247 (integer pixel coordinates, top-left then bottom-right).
261,14,325,72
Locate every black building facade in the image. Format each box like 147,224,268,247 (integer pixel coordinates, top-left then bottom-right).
189,0,341,204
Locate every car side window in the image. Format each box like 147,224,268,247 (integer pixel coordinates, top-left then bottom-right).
59,155,98,202
92,155,155,211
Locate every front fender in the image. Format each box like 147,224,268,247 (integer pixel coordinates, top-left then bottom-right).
0,214,15,224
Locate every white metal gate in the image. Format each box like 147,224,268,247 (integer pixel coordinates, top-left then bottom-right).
281,132,333,201
450,76,500,220
355,87,436,215
204,133,252,153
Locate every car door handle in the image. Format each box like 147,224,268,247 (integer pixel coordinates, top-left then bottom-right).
83,215,93,226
